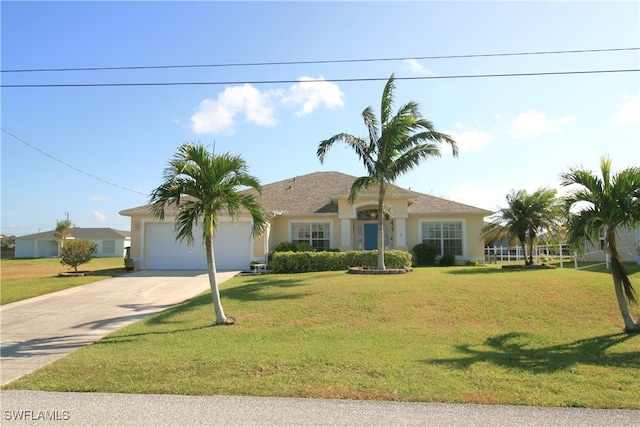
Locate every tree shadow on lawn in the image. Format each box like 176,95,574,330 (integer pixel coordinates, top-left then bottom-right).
425,332,639,373
444,267,528,275
93,295,219,344
220,276,310,302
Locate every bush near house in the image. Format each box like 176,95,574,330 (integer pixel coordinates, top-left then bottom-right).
439,253,457,267
412,243,438,266
269,249,412,273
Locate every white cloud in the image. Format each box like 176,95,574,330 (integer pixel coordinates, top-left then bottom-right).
446,130,494,153
91,211,109,222
89,196,105,202
448,183,511,213
190,84,278,134
403,59,430,75
614,93,640,124
190,77,344,134
282,76,344,117
508,110,575,137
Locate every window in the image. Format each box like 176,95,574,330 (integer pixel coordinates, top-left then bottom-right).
291,222,330,250
421,222,463,256
103,240,116,254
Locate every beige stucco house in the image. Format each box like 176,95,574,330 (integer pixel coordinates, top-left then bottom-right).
119,171,492,270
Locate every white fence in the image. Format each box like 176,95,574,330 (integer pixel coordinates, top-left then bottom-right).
484,244,639,269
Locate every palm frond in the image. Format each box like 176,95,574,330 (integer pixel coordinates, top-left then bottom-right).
349,175,378,204
380,74,396,125
149,141,267,245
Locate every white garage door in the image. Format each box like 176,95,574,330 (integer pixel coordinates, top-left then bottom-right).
144,222,252,270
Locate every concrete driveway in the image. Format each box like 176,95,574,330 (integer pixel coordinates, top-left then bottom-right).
0,270,238,386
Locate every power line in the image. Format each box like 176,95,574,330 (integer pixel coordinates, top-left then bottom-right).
1,128,149,196
2,47,638,73
1,68,638,88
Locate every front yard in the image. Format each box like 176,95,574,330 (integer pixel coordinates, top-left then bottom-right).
0,257,126,305
4,265,639,409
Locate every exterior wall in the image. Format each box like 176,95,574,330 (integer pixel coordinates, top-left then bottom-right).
252,227,268,263
90,238,130,258
129,215,151,270
14,239,46,258
465,215,488,261
15,238,128,258
578,226,639,264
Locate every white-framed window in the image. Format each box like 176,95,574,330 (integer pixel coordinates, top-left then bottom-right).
291,222,331,250
103,240,116,254
421,221,463,257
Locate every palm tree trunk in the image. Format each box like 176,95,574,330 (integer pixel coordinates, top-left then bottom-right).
612,272,638,332
377,187,386,270
608,231,638,332
519,238,528,266
205,229,227,325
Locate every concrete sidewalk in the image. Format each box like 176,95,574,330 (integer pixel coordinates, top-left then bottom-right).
0,270,238,386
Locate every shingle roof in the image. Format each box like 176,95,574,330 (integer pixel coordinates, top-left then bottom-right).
16,228,130,240
120,171,491,216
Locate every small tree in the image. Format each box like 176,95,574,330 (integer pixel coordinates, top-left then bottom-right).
60,239,97,272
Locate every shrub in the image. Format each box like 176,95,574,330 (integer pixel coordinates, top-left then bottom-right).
439,253,456,267
274,242,297,252
295,242,314,252
412,243,437,266
60,239,98,272
273,241,316,252
465,259,479,266
269,250,412,273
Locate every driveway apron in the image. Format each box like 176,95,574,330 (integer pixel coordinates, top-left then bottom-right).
0,270,238,386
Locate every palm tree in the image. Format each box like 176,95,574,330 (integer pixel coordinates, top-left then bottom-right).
561,156,640,333
317,74,458,269
482,187,560,266
524,188,564,265
149,143,267,325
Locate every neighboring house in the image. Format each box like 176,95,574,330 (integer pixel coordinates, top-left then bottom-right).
120,171,492,271
576,226,640,264
14,228,131,258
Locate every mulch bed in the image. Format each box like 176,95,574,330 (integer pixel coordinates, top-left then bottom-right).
348,266,413,274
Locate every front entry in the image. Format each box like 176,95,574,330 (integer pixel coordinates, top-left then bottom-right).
364,223,378,250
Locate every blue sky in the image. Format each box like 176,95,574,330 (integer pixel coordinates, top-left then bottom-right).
2,1,639,237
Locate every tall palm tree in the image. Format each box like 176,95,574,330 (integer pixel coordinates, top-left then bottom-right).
561,156,640,333
482,187,560,266
149,143,267,325
317,74,458,269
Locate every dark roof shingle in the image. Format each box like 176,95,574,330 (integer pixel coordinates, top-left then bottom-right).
121,171,490,216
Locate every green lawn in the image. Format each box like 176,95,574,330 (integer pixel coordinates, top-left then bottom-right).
3,265,639,409
1,257,127,305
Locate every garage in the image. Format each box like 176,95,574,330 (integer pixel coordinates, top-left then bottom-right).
144,221,252,270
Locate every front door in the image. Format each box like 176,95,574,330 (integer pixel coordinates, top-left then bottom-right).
364,223,378,250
